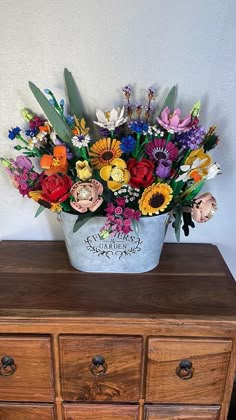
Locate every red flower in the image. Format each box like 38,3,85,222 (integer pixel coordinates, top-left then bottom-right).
41,174,72,203
127,158,155,188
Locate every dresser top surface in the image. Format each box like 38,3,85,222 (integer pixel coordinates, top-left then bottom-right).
0,241,235,321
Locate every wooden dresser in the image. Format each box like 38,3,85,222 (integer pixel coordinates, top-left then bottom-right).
0,241,235,420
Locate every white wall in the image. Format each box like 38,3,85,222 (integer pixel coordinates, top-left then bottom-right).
0,0,236,278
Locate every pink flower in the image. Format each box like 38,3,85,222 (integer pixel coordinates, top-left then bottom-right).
70,179,103,213
123,207,134,219
156,107,191,133
105,203,116,214
192,192,217,223
115,206,123,215
116,196,126,207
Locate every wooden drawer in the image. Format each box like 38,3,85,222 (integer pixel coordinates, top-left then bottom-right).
59,335,142,401
146,337,232,404
0,403,55,419
144,404,220,419
64,403,139,419
0,336,54,402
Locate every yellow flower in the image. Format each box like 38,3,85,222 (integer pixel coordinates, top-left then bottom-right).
29,191,62,212
75,160,93,181
139,183,173,216
89,137,122,169
100,158,130,191
185,148,212,168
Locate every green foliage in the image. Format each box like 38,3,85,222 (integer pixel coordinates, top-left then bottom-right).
28,81,73,147
73,213,92,233
159,85,177,114
64,68,87,119
34,205,45,218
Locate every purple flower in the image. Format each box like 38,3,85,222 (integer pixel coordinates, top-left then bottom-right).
176,126,206,150
156,107,191,133
15,156,33,170
8,127,21,140
155,159,172,179
122,85,132,97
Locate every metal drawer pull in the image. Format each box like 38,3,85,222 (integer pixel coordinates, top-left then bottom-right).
176,359,194,380
90,355,107,377
0,356,16,377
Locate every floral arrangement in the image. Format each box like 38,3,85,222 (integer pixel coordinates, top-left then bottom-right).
1,69,220,240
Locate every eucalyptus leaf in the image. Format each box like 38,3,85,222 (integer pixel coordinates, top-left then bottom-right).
159,85,177,114
73,214,92,233
28,81,73,147
173,206,182,243
131,219,139,237
64,68,87,119
34,205,45,218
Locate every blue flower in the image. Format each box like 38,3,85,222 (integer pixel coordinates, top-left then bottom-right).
129,121,149,134
66,115,74,127
25,128,38,137
8,127,21,140
120,135,136,153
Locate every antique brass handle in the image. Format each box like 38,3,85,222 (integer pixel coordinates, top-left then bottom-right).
176,359,194,380
0,356,16,377
90,355,107,377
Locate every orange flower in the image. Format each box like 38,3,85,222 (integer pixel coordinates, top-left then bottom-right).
40,145,68,175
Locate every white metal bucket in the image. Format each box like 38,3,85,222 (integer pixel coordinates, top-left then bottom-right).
60,212,168,273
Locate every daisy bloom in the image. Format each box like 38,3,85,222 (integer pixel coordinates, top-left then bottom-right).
139,183,173,215
94,107,127,131
100,158,130,191
145,138,178,162
89,138,122,169
156,107,191,133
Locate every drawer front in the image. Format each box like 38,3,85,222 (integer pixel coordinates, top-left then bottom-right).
64,403,139,419
59,335,142,401
144,404,220,419
0,336,54,402
0,403,55,419
146,337,231,404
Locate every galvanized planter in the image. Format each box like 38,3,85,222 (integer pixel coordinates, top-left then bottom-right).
60,212,169,273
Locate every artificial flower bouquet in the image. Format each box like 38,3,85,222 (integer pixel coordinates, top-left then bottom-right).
1,69,220,241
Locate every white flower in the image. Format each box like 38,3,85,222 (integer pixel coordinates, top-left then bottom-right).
176,157,208,182
205,163,221,179
72,135,91,149
93,107,127,131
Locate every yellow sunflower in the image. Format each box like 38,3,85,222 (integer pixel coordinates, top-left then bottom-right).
139,183,173,216
89,137,122,169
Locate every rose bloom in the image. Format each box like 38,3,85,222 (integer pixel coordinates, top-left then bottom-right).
41,174,73,203
127,158,155,188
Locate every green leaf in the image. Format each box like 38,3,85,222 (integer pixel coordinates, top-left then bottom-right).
64,68,87,119
73,213,92,233
28,81,73,147
183,180,205,202
173,206,182,243
34,205,45,218
160,85,177,114
131,219,139,237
